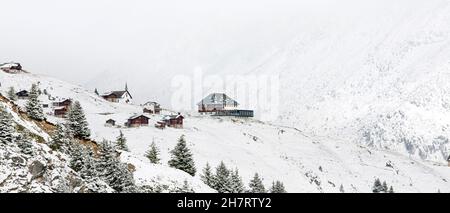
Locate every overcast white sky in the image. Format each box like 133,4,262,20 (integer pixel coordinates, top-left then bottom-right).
0,0,355,79
0,0,400,103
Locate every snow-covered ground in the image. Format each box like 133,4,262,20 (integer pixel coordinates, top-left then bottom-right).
1,71,449,192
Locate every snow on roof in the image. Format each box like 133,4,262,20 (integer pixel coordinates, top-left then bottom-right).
128,114,149,120
162,114,183,120
197,93,239,106
143,101,160,106
102,90,133,99
0,62,20,68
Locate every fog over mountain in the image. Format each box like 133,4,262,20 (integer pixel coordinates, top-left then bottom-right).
0,0,406,103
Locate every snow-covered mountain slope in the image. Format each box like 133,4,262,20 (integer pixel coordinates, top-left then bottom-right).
0,73,213,193
0,99,106,193
267,0,450,163
2,71,449,192
69,0,450,164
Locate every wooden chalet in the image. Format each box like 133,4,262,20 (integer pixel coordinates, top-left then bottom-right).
105,119,116,127
101,84,133,104
53,99,72,107
16,90,29,99
143,101,161,114
161,113,184,128
125,114,150,127
155,121,166,129
54,107,69,118
0,62,22,73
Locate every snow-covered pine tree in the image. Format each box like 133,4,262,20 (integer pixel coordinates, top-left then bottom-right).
389,186,394,193
69,143,85,172
0,106,14,144
339,184,345,193
145,141,160,164
80,147,97,180
372,178,383,193
168,135,196,176
25,83,45,121
229,168,245,193
48,123,72,153
270,180,286,193
66,101,91,139
213,161,233,193
248,173,266,193
114,162,137,193
96,140,136,193
200,163,215,189
181,180,195,193
171,180,195,193
115,131,129,151
7,86,17,101
16,133,34,156
382,181,388,193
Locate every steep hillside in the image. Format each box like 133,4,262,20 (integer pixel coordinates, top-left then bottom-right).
61,0,450,164
0,74,213,193
255,0,450,163
1,71,449,192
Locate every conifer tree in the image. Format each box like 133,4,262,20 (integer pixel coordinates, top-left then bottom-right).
248,173,266,193
339,184,345,193
69,143,85,172
200,163,215,189
180,180,195,193
229,168,245,193
94,88,99,96
270,180,287,193
214,161,233,193
389,186,394,193
48,124,72,153
168,135,196,176
145,141,160,164
16,133,33,156
0,106,14,144
66,101,91,139
80,147,97,180
372,178,383,193
26,84,45,121
115,131,129,151
7,86,17,101
96,140,136,193
382,181,388,193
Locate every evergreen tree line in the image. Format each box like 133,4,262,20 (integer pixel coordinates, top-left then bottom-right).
49,124,136,193
0,106,35,156
372,178,394,193
139,134,286,193
200,161,286,193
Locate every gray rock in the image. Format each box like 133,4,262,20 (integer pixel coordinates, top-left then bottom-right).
29,161,46,179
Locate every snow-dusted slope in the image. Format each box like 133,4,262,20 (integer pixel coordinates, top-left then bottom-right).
2,71,449,192
272,0,450,163
0,72,213,193
67,0,450,164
